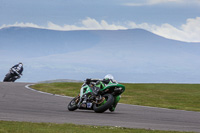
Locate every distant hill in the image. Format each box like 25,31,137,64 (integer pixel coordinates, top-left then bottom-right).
0,27,200,83
1,27,199,57
0,27,100,57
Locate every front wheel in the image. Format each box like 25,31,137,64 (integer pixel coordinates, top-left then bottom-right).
93,94,114,113
68,96,79,111
3,73,12,82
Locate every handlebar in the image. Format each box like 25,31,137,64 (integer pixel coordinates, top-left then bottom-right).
11,68,22,76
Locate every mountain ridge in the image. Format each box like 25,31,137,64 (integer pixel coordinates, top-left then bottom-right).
1,26,198,43
0,27,200,83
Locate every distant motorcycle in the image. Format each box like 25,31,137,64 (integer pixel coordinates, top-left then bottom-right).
68,79,125,113
3,68,22,82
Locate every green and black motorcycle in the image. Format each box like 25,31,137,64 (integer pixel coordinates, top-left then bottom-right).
68,78,125,113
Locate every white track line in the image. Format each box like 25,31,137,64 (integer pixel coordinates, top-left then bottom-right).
25,84,73,98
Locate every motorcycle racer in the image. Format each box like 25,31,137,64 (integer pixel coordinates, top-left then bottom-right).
3,62,24,82
12,62,24,75
81,74,120,112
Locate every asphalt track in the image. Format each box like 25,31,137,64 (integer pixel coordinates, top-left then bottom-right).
0,82,200,132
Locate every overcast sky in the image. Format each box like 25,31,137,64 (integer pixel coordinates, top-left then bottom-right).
0,0,200,42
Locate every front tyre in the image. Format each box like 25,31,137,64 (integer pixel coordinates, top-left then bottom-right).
68,97,79,111
93,94,114,113
3,73,12,82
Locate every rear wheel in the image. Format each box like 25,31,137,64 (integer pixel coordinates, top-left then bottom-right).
11,76,18,82
68,96,79,111
93,94,114,113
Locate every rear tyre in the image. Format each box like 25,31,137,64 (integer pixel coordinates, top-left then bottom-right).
68,97,79,111
93,94,114,113
11,77,18,82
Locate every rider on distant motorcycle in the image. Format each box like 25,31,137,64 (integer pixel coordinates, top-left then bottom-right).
12,62,24,75
82,74,121,112
3,62,24,82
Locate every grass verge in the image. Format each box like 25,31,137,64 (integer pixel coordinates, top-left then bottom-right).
31,83,200,112
0,121,193,133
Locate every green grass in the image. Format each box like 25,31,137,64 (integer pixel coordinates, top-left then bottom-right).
31,82,82,96
121,83,200,111
31,83,200,112
0,121,193,133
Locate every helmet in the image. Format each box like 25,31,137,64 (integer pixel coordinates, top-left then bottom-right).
104,74,114,80
18,62,23,67
103,74,118,84
103,74,115,84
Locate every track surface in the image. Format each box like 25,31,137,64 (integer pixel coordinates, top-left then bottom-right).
0,82,200,132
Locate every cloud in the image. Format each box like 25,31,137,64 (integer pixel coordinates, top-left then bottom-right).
124,0,200,6
81,18,126,30
0,18,126,31
0,17,200,42
47,18,126,30
149,0,184,5
128,17,200,42
0,22,41,29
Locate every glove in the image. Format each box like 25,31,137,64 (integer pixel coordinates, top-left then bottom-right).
103,79,110,84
